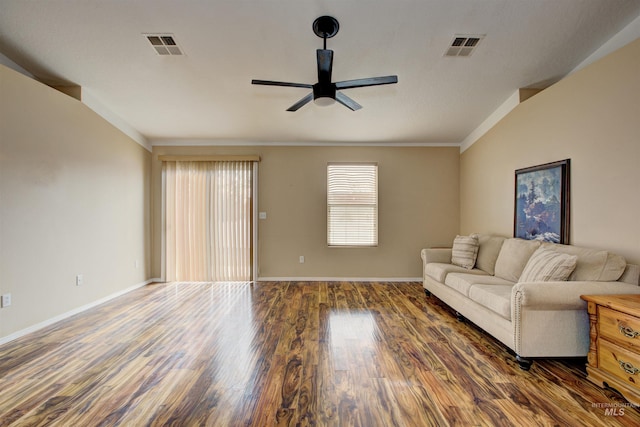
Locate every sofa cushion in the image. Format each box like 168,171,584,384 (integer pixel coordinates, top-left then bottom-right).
451,235,479,269
519,247,577,282
620,264,640,286
494,238,541,282
444,273,476,296
468,285,513,320
542,243,627,282
599,253,628,281
424,263,487,283
445,273,514,297
474,234,506,275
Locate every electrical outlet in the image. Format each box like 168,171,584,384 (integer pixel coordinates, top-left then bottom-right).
135,260,139,269
299,256,305,264
1,294,11,308
76,274,84,286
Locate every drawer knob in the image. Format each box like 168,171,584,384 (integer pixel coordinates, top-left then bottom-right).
618,360,640,375
619,325,640,339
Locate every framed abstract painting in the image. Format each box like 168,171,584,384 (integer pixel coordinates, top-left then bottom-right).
514,159,570,244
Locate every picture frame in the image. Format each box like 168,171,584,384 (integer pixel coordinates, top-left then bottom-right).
514,159,570,244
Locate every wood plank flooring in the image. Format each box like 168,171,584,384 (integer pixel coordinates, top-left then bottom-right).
0,281,639,426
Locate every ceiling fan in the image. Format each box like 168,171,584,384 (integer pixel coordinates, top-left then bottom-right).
251,16,398,111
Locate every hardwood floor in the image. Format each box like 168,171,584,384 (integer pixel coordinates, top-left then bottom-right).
0,281,638,426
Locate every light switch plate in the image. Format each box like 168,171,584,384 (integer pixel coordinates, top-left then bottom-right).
1,294,11,308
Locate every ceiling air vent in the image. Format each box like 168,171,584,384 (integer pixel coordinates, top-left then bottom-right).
445,35,484,57
145,34,183,55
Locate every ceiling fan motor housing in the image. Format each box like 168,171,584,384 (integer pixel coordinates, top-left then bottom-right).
313,83,336,105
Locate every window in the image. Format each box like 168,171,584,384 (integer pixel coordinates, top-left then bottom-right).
327,163,378,247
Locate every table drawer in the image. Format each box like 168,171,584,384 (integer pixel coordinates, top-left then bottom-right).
599,306,640,350
599,339,640,390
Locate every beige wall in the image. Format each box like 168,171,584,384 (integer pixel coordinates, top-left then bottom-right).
0,65,151,340
460,38,640,264
151,145,459,279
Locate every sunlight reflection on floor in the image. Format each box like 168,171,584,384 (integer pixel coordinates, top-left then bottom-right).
329,310,380,371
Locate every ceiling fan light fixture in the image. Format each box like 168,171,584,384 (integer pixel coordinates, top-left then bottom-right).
314,96,336,107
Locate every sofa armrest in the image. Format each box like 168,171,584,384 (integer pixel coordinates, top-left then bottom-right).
512,281,640,311
421,248,452,264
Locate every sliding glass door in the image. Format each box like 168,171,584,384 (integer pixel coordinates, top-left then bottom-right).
163,160,254,282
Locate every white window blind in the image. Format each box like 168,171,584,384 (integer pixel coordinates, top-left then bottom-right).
327,163,378,247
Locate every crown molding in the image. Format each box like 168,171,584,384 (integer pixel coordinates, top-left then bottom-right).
150,139,458,148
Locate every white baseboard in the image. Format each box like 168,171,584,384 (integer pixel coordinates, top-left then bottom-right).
257,277,422,283
0,279,153,346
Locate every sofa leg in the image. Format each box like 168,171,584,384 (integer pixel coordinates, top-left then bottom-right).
424,289,431,297
455,312,465,322
516,355,533,371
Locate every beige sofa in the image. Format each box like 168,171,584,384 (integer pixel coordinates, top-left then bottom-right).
421,235,640,370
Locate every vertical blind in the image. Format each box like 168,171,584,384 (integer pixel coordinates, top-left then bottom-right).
327,163,378,246
164,161,252,281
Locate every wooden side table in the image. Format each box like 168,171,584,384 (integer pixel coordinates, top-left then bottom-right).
581,294,640,406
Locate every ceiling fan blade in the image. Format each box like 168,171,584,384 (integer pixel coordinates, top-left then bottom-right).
252,79,313,89
286,93,314,111
335,75,398,90
317,49,333,84
335,92,362,111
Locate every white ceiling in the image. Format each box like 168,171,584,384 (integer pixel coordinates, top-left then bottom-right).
1,0,639,146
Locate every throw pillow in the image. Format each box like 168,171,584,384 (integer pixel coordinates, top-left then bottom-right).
451,235,479,270
519,247,578,282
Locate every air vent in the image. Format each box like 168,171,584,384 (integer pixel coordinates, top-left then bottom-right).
445,35,484,57
145,34,183,55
